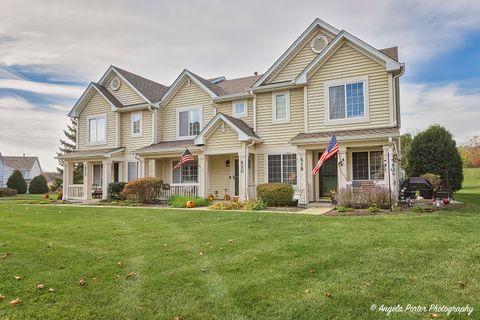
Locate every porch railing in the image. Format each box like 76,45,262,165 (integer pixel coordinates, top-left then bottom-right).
159,184,198,200
67,184,84,199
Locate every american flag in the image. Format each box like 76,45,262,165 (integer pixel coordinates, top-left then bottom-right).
173,148,195,169
312,134,339,175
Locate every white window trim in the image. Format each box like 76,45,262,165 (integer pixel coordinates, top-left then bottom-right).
265,153,298,186
126,161,139,182
86,113,107,146
131,111,143,137
232,100,247,118
272,91,290,124
324,75,369,125
349,149,384,181
176,106,203,140
170,160,199,185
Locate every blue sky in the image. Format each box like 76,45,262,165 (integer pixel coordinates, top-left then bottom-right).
0,0,480,171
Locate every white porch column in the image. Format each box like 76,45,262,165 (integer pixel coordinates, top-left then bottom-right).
138,159,145,178
297,150,308,206
337,146,348,190
238,146,247,201
383,144,397,201
83,161,93,201
197,154,208,198
149,159,156,177
306,151,314,202
102,161,112,200
62,161,70,200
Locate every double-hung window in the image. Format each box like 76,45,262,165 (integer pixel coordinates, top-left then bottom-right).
352,151,384,180
131,112,142,136
127,162,138,182
88,115,106,144
267,154,297,185
177,107,201,139
172,161,198,184
327,77,367,122
232,100,247,118
272,92,289,123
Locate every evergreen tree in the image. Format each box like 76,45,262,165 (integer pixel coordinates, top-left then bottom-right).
7,170,27,194
29,175,49,194
400,133,413,176
57,118,83,184
407,125,463,191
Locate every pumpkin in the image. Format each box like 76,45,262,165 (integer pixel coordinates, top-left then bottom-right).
208,194,214,202
224,194,231,201
186,201,195,208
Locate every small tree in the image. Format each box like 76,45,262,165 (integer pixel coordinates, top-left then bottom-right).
400,133,413,176
407,125,463,191
29,175,49,194
7,170,27,194
57,118,83,184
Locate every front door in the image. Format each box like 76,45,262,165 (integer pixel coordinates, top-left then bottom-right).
318,153,338,197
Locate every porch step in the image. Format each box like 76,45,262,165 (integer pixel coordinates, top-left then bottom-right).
306,201,333,208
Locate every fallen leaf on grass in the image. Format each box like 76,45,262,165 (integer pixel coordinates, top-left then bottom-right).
431,313,440,318
36,284,45,289
219,247,223,250
228,239,234,244
309,269,316,273
324,292,331,298
199,252,204,256
304,289,311,294
117,261,123,267
174,316,184,320
48,288,55,293
0,294,5,300
458,281,466,289
126,272,136,279
10,298,21,306
47,243,53,248
0,252,11,259
79,277,86,286
114,274,120,279
14,275,22,280
201,268,207,273
57,265,65,270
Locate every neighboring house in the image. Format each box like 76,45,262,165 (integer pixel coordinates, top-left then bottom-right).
0,154,43,188
42,171,62,186
59,18,404,205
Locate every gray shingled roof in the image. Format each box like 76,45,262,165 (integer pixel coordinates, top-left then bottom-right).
92,83,123,109
379,47,399,61
135,140,196,154
189,71,226,96
113,66,169,103
290,128,399,144
215,74,263,96
3,156,38,171
219,112,259,139
57,148,124,160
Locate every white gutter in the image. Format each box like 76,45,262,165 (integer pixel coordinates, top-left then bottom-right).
250,81,305,93
391,64,405,127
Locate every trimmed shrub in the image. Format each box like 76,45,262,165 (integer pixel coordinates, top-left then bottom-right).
257,183,293,207
0,188,17,197
168,196,209,208
29,175,49,194
7,170,27,194
121,178,163,203
241,199,267,211
208,199,267,211
421,173,441,191
108,182,127,200
336,186,391,209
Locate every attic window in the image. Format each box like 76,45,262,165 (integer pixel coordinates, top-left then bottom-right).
311,35,328,54
110,77,121,91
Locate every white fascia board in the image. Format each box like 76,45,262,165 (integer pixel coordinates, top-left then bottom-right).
194,113,254,145
68,82,95,117
252,18,340,88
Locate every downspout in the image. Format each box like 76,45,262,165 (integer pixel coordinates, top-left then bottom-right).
245,140,256,200
391,64,405,127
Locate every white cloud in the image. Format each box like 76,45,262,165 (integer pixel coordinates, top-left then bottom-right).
0,79,84,97
0,95,69,171
401,82,480,143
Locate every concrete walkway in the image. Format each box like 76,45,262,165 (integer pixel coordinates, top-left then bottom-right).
299,207,335,215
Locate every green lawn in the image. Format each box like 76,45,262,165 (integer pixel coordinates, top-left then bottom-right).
0,170,479,319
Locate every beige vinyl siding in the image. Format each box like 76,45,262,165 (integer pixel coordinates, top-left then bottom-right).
159,79,214,142
208,154,230,199
307,42,391,132
120,110,152,153
106,77,145,106
257,153,265,184
214,99,254,128
78,91,116,150
205,121,242,154
270,30,333,83
255,88,304,146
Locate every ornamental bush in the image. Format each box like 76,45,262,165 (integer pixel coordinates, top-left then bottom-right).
407,125,463,191
28,175,49,194
108,182,127,200
0,188,17,197
121,178,163,203
336,186,391,209
7,170,27,194
257,183,293,207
